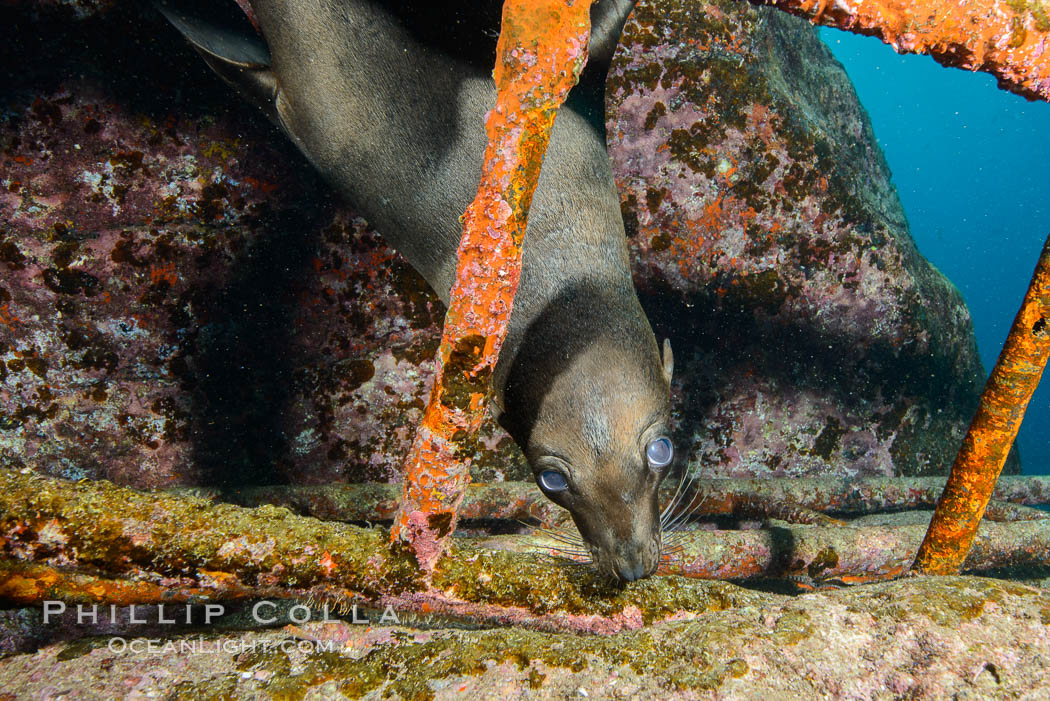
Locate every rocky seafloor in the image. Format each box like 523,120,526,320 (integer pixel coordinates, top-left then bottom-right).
1,576,1048,698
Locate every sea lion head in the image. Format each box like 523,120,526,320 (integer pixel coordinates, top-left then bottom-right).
499,284,675,582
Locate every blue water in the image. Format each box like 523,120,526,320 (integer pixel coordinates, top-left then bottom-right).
819,28,1050,476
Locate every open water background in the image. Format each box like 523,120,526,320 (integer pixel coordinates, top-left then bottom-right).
820,29,1050,476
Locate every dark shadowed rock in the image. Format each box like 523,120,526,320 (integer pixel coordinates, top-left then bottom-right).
0,5,525,488
0,0,1008,489
13,0,117,20
607,0,1015,478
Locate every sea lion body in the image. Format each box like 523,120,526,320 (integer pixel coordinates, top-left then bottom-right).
158,0,673,581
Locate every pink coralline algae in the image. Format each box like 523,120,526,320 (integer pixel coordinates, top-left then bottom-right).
0,7,524,488
607,0,1009,479
0,1,1003,489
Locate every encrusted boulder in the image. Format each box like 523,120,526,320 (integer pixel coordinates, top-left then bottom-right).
0,0,1006,489
607,0,1010,478
0,6,524,488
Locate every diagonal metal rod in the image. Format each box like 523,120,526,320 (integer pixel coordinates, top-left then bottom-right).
390,0,595,573
912,233,1050,575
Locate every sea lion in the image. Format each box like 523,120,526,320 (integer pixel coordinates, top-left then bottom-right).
157,0,674,582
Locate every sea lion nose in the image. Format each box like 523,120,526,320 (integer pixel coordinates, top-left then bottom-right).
616,561,647,582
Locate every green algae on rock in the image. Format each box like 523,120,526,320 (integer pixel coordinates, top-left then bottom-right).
0,468,772,632
2,576,1048,699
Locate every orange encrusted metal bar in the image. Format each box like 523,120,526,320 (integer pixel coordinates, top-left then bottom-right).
1,468,1047,631
0,561,255,606
389,0,595,571
193,476,1050,522
751,0,1050,102
912,234,1050,574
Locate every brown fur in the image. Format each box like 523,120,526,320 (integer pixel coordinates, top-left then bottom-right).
158,0,672,581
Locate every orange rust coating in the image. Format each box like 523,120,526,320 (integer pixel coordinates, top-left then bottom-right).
0,561,231,606
912,234,1050,575
755,0,1050,102
390,0,594,571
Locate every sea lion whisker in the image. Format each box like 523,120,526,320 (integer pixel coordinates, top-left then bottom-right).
550,547,590,557
554,541,588,554
665,514,699,533
535,527,585,547
659,476,698,530
659,488,688,527
520,519,584,547
669,509,698,530
659,471,689,513
661,543,688,559
537,533,580,547
542,537,586,551
542,524,584,541
549,553,592,565
663,492,709,533
537,523,581,538
659,485,683,522
663,536,689,549
659,469,694,523
660,473,701,528
662,508,694,533
515,518,538,531
544,545,592,560
527,534,590,560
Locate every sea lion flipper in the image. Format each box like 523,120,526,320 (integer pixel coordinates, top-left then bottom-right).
589,0,637,67
154,0,279,122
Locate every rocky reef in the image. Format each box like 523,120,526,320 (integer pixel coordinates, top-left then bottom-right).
0,3,522,489
0,0,1011,490
608,0,1013,478
1,2,1045,697
1,576,1049,698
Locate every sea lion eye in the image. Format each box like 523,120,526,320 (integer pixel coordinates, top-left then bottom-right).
538,470,569,493
646,436,674,471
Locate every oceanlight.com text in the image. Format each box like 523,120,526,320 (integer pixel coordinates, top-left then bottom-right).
106,637,337,655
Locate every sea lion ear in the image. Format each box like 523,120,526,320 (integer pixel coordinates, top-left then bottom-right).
154,0,279,123
661,338,674,385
